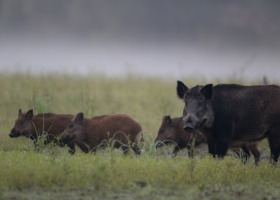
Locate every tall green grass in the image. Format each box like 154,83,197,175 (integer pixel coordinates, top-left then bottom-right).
1,150,280,190
0,73,279,198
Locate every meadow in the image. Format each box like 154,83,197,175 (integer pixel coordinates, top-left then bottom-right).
0,73,279,200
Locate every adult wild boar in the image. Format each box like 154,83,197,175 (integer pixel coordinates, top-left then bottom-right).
60,112,143,155
155,115,260,164
9,109,88,154
177,81,279,162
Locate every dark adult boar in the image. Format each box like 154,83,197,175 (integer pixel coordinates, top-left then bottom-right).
176,81,279,162
60,112,143,155
155,115,206,157
9,109,87,154
155,115,260,164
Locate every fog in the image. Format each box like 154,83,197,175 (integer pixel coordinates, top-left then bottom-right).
1,0,280,81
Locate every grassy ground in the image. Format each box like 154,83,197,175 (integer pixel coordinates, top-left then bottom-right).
0,73,279,200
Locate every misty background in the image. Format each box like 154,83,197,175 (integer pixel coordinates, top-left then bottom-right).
1,0,280,81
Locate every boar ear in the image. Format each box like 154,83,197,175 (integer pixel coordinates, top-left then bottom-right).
75,112,84,123
26,109,33,120
201,84,213,100
18,109,23,116
177,81,188,99
163,115,172,125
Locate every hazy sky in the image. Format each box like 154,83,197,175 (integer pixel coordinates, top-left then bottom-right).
1,1,279,81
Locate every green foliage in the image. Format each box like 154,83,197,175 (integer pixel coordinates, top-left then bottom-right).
1,150,280,198
0,73,279,199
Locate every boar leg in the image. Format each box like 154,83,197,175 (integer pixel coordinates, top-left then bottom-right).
67,142,89,154
207,137,216,157
76,142,89,153
232,144,260,165
172,146,181,157
33,139,41,152
267,136,280,163
122,145,130,154
132,144,141,155
67,143,76,155
215,139,229,158
247,143,260,165
240,145,250,163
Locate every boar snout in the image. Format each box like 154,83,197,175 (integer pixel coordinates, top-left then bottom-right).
183,114,200,132
9,129,20,138
60,134,72,143
183,123,195,132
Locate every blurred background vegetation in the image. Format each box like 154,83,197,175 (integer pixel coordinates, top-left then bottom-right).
0,1,280,80
0,0,279,47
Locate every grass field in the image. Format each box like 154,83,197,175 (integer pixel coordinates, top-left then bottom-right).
0,73,279,200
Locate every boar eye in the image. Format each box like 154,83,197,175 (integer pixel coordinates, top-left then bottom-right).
68,124,74,129
159,129,165,134
19,121,24,126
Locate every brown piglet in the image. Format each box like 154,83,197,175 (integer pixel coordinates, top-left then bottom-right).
60,112,143,155
9,109,87,154
155,115,206,157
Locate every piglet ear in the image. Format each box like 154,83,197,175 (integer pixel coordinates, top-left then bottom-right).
201,84,213,100
163,115,172,125
177,81,188,99
75,112,84,123
26,109,33,120
18,108,23,116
